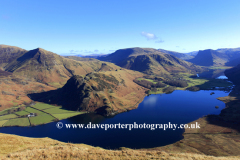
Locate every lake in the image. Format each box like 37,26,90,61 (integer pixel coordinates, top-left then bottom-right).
0,89,229,149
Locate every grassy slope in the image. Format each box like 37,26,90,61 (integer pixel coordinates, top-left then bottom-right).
0,133,239,159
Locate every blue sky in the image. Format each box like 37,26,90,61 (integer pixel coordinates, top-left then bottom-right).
1,0,240,55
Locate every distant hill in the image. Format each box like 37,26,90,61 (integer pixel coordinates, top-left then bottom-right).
185,51,198,57
157,49,194,60
71,53,108,59
188,48,240,66
1,45,119,87
98,47,203,76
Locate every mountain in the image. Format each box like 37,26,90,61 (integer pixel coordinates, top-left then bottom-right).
188,48,240,66
225,64,240,85
98,47,203,76
29,70,146,116
1,46,119,88
0,45,27,68
157,49,194,60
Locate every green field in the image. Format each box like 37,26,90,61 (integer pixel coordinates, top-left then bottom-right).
25,107,46,115
52,112,84,120
0,120,8,126
31,103,57,110
0,102,86,127
43,107,76,114
0,114,17,121
3,118,30,127
137,78,157,84
30,114,55,125
15,110,30,116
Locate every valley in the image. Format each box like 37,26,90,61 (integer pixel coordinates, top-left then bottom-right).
0,44,240,159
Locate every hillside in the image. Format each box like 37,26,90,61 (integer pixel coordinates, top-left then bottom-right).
1,133,239,160
0,69,55,111
1,46,120,88
29,69,147,116
188,48,240,66
98,47,203,76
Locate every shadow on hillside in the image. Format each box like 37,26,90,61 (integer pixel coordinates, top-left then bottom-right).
27,89,76,110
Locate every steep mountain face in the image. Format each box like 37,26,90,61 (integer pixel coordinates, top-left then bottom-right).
225,57,240,66
157,49,194,60
0,45,27,68
188,48,240,66
2,47,119,87
225,64,240,85
98,47,202,76
29,70,146,116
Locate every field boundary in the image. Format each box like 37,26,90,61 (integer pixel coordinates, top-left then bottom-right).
28,106,58,120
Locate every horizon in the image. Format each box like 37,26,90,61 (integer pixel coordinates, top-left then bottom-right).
1,0,240,55
1,44,240,56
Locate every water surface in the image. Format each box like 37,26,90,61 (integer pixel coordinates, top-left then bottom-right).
0,90,228,149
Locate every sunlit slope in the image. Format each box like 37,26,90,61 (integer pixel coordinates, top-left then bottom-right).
98,47,203,76
3,47,119,87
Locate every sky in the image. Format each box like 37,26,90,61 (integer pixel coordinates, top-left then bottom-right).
1,0,240,55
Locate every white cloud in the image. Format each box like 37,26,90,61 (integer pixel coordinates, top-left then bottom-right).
141,32,158,40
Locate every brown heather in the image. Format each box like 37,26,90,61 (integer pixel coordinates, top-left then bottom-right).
0,133,239,160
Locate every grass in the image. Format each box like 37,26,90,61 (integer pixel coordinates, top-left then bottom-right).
0,114,17,121
0,132,239,159
208,66,232,69
14,110,30,116
30,114,55,125
0,120,8,127
3,118,30,127
31,103,56,110
43,107,76,114
52,112,84,120
0,110,9,116
25,107,46,115
0,106,21,116
137,78,157,84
